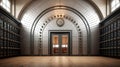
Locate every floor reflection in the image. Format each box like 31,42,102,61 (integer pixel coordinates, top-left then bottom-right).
0,56,120,67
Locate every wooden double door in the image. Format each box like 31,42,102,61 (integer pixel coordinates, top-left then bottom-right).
50,32,70,56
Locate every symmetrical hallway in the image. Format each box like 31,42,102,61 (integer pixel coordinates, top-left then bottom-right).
0,0,120,67
0,56,120,67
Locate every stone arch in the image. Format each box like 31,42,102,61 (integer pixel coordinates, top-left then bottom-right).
30,5,91,55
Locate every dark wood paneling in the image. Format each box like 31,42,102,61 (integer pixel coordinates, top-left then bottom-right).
0,7,21,58
99,7,120,57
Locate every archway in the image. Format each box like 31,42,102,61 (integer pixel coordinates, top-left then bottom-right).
30,6,91,55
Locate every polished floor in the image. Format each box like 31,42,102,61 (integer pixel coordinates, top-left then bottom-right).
0,56,120,67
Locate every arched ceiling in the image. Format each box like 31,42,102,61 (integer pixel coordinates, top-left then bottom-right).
19,0,103,55
15,0,107,19
20,0,102,29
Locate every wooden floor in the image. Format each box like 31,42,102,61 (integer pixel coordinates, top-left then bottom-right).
0,56,120,67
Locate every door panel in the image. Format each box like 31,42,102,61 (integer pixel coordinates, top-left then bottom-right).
61,34,68,54
51,33,69,55
52,35,59,55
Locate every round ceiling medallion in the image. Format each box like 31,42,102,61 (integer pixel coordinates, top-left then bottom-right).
56,18,64,27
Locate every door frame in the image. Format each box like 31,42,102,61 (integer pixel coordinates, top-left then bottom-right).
48,30,72,56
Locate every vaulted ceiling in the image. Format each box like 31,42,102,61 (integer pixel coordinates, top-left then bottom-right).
17,0,106,55
15,0,107,20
